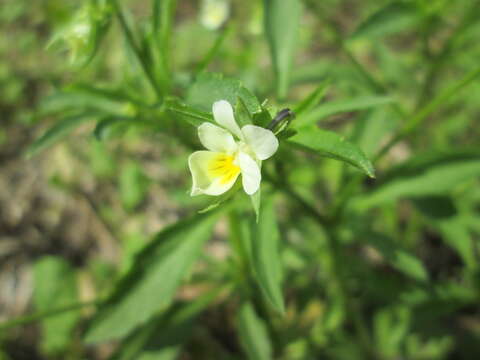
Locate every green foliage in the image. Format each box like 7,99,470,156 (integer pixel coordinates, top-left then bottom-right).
355,150,480,208
250,197,284,313
295,95,394,128
84,212,218,343
186,72,261,115
26,113,97,157
348,2,419,40
4,0,480,359
237,303,273,360
289,127,375,178
33,256,79,355
263,0,302,98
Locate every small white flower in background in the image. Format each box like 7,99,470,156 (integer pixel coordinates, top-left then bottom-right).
189,100,279,196
200,0,230,30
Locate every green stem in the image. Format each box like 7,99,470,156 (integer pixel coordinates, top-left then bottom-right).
112,0,162,99
0,300,100,331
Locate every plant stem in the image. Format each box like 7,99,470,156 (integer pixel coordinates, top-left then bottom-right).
0,300,100,331
111,0,162,99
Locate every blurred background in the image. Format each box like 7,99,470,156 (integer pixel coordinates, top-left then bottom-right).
1,0,480,359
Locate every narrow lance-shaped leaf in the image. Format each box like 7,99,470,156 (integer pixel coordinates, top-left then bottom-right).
237,302,273,360
165,97,213,127
288,127,375,178
348,2,419,41
362,232,428,282
84,212,218,343
111,288,223,360
295,96,394,128
250,197,284,313
293,78,331,116
263,0,302,98
355,151,480,209
26,113,98,157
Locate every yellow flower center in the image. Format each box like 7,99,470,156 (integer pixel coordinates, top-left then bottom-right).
208,154,240,184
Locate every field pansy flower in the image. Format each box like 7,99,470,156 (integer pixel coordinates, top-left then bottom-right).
189,100,278,196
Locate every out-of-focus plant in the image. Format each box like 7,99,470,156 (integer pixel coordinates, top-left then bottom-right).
48,0,113,67
2,0,480,359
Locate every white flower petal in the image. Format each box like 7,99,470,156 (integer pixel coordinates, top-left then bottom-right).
212,100,243,139
241,124,279,160
188,151,240,196
198,122,237,153
238,151,261,195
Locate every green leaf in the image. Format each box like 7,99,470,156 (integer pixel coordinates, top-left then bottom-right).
263,0,302,98
84,213,219,343
295,96,394,128
288,127,375,178
33,256,79,355
253,104,273,128
293,78,331,116
251,197,284,313
186,72,261,115
373,306,411,358
350,108,398,157
414,197,477,270
237,303,273,360
235,96,254,127
362,233,428,282
119,161,150,211
40,86,134,117
349,2,419,41
93,117,139,141
26,113,97,157
111,288,222,360
355,150,480,209
165,97,213,127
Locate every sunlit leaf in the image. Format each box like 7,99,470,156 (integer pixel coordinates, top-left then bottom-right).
84,213,219,343
288,127,375,178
